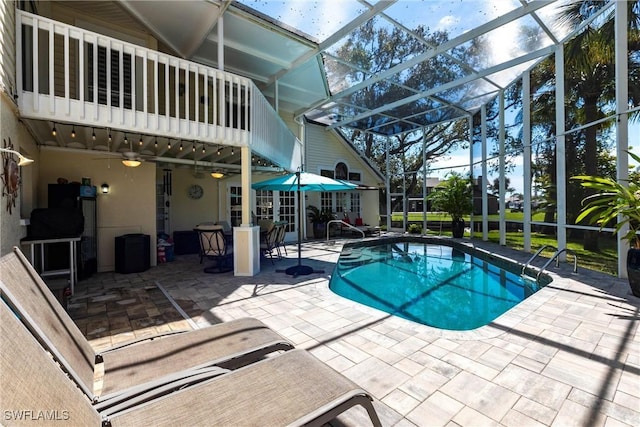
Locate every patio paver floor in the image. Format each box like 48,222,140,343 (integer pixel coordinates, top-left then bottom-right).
64,235,640,426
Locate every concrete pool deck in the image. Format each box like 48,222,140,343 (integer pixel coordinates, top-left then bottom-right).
67,235,639,426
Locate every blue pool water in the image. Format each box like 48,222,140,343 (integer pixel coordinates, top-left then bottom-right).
329,240,544,331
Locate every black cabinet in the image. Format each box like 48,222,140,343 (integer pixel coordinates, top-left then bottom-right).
45,184,97,279
115,234,150,274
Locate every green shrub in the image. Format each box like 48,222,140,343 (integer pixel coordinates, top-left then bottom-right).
407,223,422,234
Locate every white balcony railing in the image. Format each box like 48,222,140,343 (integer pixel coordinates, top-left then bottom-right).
16,9,301,170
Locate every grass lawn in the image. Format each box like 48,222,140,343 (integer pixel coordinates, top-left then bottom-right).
393,211,619,276
420,229,618,276
482,231,618,276
391,211,547,222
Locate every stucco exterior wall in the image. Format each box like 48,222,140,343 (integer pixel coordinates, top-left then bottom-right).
37,150,156,271
168,167,223,232
0,2,40,256
303,121,381,227
0,94,39,255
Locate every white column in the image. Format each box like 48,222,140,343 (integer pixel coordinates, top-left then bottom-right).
422,128,427,234
468,116,474,239
481,105,488,241
299,119,307,239
522,70,532,252
234,145,260,276
499,90,506,246
555,45,567,257
386,137,392,231
616,0,629,278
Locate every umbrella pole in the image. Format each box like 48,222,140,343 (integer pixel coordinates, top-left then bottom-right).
283,172,317,277
297,186,302,266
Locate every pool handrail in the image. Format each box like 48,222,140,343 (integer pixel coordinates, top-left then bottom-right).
521,244,557,276
327,219,365,242
536,248,578,282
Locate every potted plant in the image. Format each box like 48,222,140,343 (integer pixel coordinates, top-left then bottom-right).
427,172,473,238
307,205,334,238
572,150,640,297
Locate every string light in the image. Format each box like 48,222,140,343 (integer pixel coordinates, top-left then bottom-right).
124,134,128,145
168,140,172,149
92,128,96,141
217,146,221,155
179,142,183,151
139,135,143,146
202,145,206,154
71,125,76,138
192,143,195,152
52,123,57,136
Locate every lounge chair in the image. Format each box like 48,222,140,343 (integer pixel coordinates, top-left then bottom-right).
341,212,379,237
354,217,380,236
0,247,293,407
1,291,382,426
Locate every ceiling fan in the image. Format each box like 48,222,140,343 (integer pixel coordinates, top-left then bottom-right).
93,149,157,168
120,151,146,167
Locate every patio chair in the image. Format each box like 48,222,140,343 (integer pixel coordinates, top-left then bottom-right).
1,299,382,426
274,221,288,257
195,223,233,273
0,247,293,408
260,223,279,264
216,220,233,240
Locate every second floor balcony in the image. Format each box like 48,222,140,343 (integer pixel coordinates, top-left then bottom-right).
16,10,301,172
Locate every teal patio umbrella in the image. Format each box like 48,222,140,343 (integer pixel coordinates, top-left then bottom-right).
252,171,358,276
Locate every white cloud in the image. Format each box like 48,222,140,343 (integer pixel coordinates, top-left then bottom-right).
436,15,459,32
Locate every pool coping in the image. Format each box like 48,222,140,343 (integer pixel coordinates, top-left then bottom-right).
338,235,601,341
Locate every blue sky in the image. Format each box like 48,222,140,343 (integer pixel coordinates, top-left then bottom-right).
237,1,637,193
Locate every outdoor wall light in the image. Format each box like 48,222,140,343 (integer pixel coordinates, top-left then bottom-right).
101,183,110,194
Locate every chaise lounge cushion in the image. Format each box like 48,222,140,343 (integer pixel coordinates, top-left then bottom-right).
0,247,292,403
1,300,382,427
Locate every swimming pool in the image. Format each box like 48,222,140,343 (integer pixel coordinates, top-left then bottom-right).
329,237,551,331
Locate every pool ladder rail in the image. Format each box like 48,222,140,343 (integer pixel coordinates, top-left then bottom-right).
521,245,578,283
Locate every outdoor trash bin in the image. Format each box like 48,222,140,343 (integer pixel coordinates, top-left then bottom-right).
157,235,174,263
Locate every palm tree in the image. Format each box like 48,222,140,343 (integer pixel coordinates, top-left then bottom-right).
544,1,640,250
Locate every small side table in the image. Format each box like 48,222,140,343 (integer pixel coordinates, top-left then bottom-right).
20,236,81,296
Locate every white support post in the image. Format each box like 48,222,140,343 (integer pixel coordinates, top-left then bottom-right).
234,145,260,276
555,45,567,258
522,70,532,252
481,105,488,241
299,119,307,239
386,137,392,231
422,128,427,234
468,116,474,239
499,90,506,246
402,153,406,232
615,0,629,278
